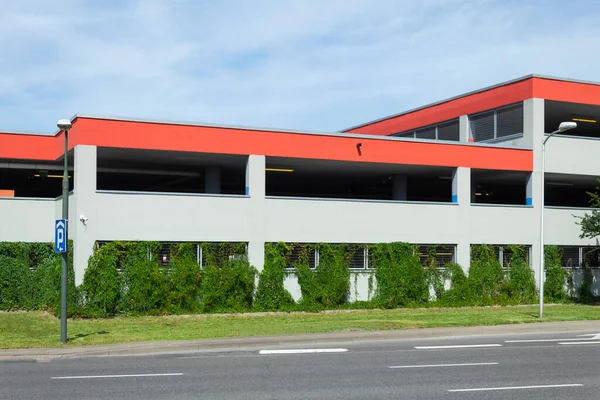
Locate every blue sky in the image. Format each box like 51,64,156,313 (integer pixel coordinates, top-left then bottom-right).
2,0,600,134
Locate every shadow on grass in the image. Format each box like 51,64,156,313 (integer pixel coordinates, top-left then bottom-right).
72,330,110,339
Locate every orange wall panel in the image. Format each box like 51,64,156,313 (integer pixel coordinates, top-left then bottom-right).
0,190,15,197
533,78,600,106
74,118,532,171
346,79,535,135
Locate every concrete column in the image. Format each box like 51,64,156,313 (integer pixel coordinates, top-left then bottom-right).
459,115,470,142
73,145,97,286
455,166,472,272
246,155,266,272
392,175,407,201
205,166,221,194
524,98,545,285
526,172,533,206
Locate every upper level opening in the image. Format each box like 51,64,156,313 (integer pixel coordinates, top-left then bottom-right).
545,100,600,139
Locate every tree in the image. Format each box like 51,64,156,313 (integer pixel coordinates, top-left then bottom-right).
576,179,600,239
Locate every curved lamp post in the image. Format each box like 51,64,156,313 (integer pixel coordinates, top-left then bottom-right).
539,121,577,318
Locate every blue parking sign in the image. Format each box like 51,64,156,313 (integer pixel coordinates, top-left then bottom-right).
54,219,67,253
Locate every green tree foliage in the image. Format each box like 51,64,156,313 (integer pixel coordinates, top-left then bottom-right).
81,243,122,317
119,242,164,314
296,244,351,309
468,245,505,304
544,245,568,302
439,263,470,305
371,242,428,308
164,243,202,313
576,179,600,239
506,245,537,304
255,242,295,310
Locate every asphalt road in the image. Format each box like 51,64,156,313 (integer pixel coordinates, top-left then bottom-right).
2,330,600,400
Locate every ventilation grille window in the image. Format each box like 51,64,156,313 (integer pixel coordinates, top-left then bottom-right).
561,246,580,268
417,244,456,267
583,247,600,268
437,120,460,141
496,104,523,138
286,244,317,269
349,247,367,269
415,127,436,140
470,111,495,142
393,118,459,142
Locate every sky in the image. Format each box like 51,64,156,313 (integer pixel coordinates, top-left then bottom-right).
1,0,600,134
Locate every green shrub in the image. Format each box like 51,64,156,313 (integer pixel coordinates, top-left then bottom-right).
0,255,30,310
119,242,164,314
506,245,537,304
201,258,257,312
468,245,505,304
81,243,122,317
164,243,202,313
371,242,428,308
439,263,470,305
296,244,350,309
544,245,568,302
255,242,295,310
423,245,448,301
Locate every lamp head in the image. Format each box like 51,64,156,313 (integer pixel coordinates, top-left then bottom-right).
558,121,577,132
57,119,72,131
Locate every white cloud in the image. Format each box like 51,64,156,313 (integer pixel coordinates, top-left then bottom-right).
0,0,599,133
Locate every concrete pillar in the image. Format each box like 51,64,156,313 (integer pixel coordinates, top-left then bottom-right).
392,175,407,201
73,145,97,286
526,172,533,206
459,115,470,142
524,98,545,285
246,155,266,272
205,166,221,194
455,166,472,272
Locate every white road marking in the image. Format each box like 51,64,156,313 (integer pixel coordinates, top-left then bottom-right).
414,344,502,350
259,348,348,355
505,338,584,343
448,383,583,392
558,341,600,345
578,333,600,340
389,362,498,369
51,373,184,380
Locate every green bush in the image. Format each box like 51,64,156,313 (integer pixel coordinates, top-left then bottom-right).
468,245,505,304
201,258,257,312
506,245,537,304
439,263,470,305
81,243,122,317
0,255,30,310
296,244,351,309
164,243,202,313
423,245,448,301
255,242,295,310
119,242,164,314
544,245,568,302
371,242,428,308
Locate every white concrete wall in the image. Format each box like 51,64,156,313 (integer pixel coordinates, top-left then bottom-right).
264,198,461,244
545,207,599,246
545,135,600,176
0,198,56,242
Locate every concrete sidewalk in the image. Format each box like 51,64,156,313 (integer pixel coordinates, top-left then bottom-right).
1,320,599,360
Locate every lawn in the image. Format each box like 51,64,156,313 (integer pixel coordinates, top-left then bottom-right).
1,305,599,349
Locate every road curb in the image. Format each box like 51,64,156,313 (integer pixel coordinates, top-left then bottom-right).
2,320,599,360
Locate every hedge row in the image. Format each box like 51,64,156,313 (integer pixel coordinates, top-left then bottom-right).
0,241,582,317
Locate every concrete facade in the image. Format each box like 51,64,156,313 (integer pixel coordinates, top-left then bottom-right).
1,75,600,298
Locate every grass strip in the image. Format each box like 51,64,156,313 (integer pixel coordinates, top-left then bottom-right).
1,304,599,349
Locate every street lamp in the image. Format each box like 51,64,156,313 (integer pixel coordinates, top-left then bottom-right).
57,118,72,343
539,121,577,318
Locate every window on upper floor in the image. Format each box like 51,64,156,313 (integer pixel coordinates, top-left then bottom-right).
469,102,524,142
393,118,459,142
